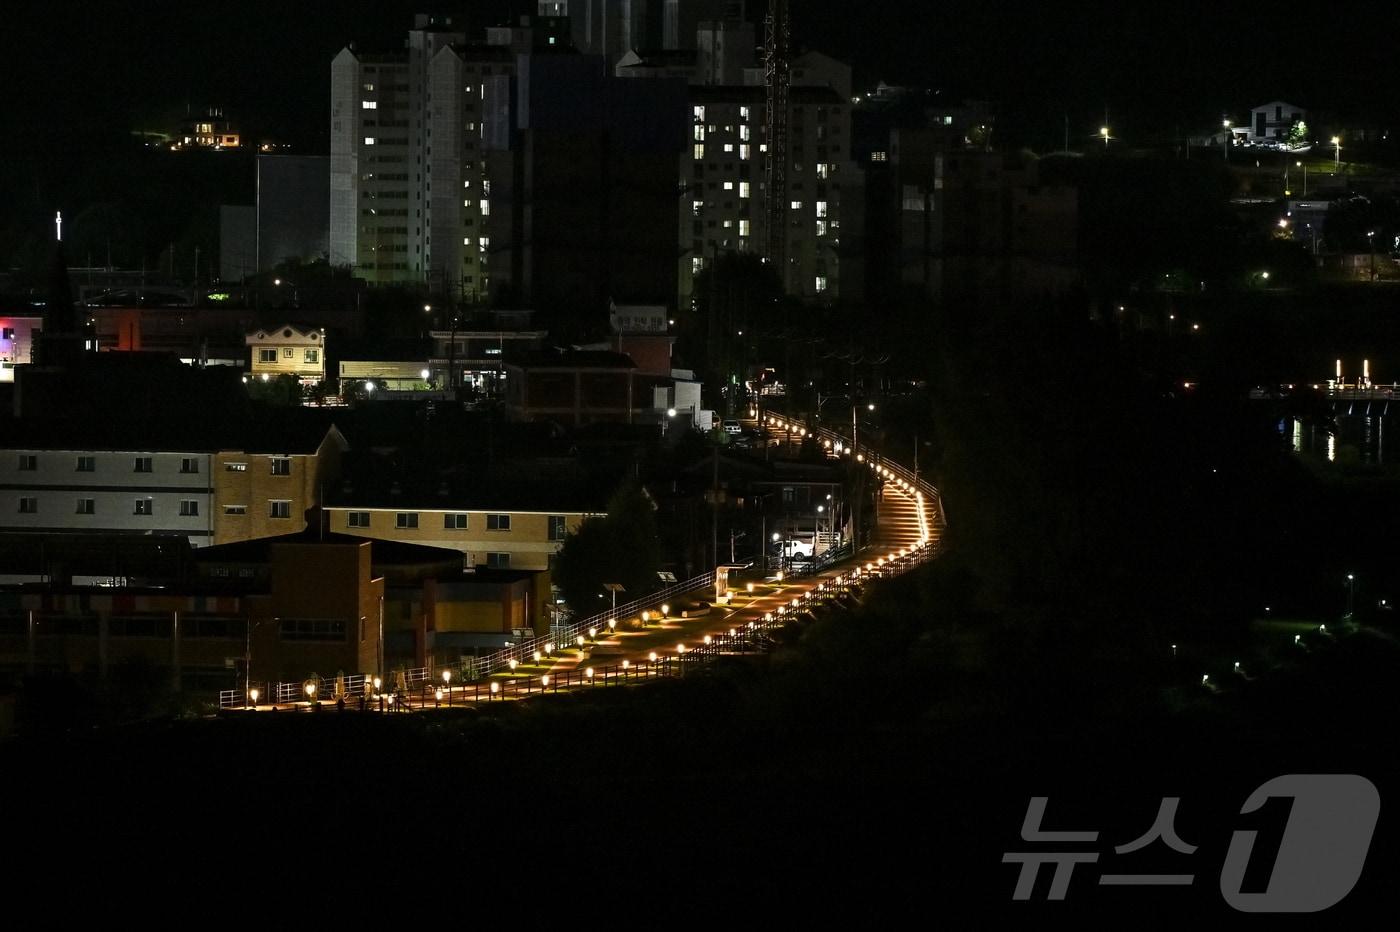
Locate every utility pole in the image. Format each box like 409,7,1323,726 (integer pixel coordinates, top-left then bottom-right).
711,440,720,569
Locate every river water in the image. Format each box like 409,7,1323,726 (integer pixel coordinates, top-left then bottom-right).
1288,414,1390,465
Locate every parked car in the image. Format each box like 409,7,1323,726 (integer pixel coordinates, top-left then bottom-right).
721,419,742,435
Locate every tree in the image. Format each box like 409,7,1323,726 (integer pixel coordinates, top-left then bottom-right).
1288,120,1309,147
553,482,663,618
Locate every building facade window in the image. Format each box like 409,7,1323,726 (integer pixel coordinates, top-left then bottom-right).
486,513,510,531
444,513,468,529
18,497,37,514
76,455,95,472
224,505,247,515
181,457,200,474
396,512,419,529
269,500,292,519
134,457,153,473
259,349,276,363
225,462,247,472
486,552,510,568
179,500,199,517
304,349,319,364
270,458,291,476
18,455,36,471
76,498,95,515
347,511,371,528
548,515,567,541
135,498,153,515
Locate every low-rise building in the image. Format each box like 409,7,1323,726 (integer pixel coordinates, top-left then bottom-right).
0,416,345,548
324,477,608,572
0,315,42,382
246,323,327,384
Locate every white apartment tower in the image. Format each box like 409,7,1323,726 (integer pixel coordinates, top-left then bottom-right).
330,16,466,286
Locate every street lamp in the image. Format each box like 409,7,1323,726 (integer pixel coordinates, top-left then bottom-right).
247,687,259,709
1100,126,1110,148
1332,136,1341,172
1346,574,1356,619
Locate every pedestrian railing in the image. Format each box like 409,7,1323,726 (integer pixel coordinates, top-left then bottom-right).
219,549,935,713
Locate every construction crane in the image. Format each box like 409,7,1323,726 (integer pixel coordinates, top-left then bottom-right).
763,0,790,290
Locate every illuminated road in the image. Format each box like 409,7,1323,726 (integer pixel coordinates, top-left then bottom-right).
230,414,941,712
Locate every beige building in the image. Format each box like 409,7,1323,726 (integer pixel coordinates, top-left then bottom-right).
212,426,347,545
246,324,327,384
324,484,607,572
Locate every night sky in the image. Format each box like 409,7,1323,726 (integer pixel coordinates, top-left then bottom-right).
4,0,1396,159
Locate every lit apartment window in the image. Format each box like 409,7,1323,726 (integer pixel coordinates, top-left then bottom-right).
817,220,827,236
723,220,732,229
18,497,37,514
18,455,36,471
76,456,95,472
444,513,468,529
304,349,319,364
486,552,511,568
269,500,292,519
134,498,153,516
259,349,276,363
693,143,705,160
871,151,887,162
362,101,377,109
396,512,419,529
270,458,291,476
815,276,828,293
181,457,199,474
282,348,294,358
463,179,472,189
365,137,376,145
739,182,750,199
548,515,567,541
816,163,830,179
693,105,706,121
740,144,751,160
723,181,733,190
692,200,703,217
363,83,374,92
224,505,247,516
463,237,472,246
225,462,247,472
692,257,705,275
740,106,750,120
76,498,95,515
479,236,490,253
790,200,803,210
134,457,153,473
486,513,511,531
724,144,734,153
739,219,750,237
816,200,828,218
693,125,705,141
179,500,199,517
483,179,491,196
740,125,750,141
348,512,370,528
479,199,490,216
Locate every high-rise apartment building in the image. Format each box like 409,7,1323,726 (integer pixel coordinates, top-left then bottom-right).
677,48,859,305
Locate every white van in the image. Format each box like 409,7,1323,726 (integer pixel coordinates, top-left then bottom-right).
721,419,742,434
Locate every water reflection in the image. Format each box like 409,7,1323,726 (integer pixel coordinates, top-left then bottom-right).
1292,414,1391,466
